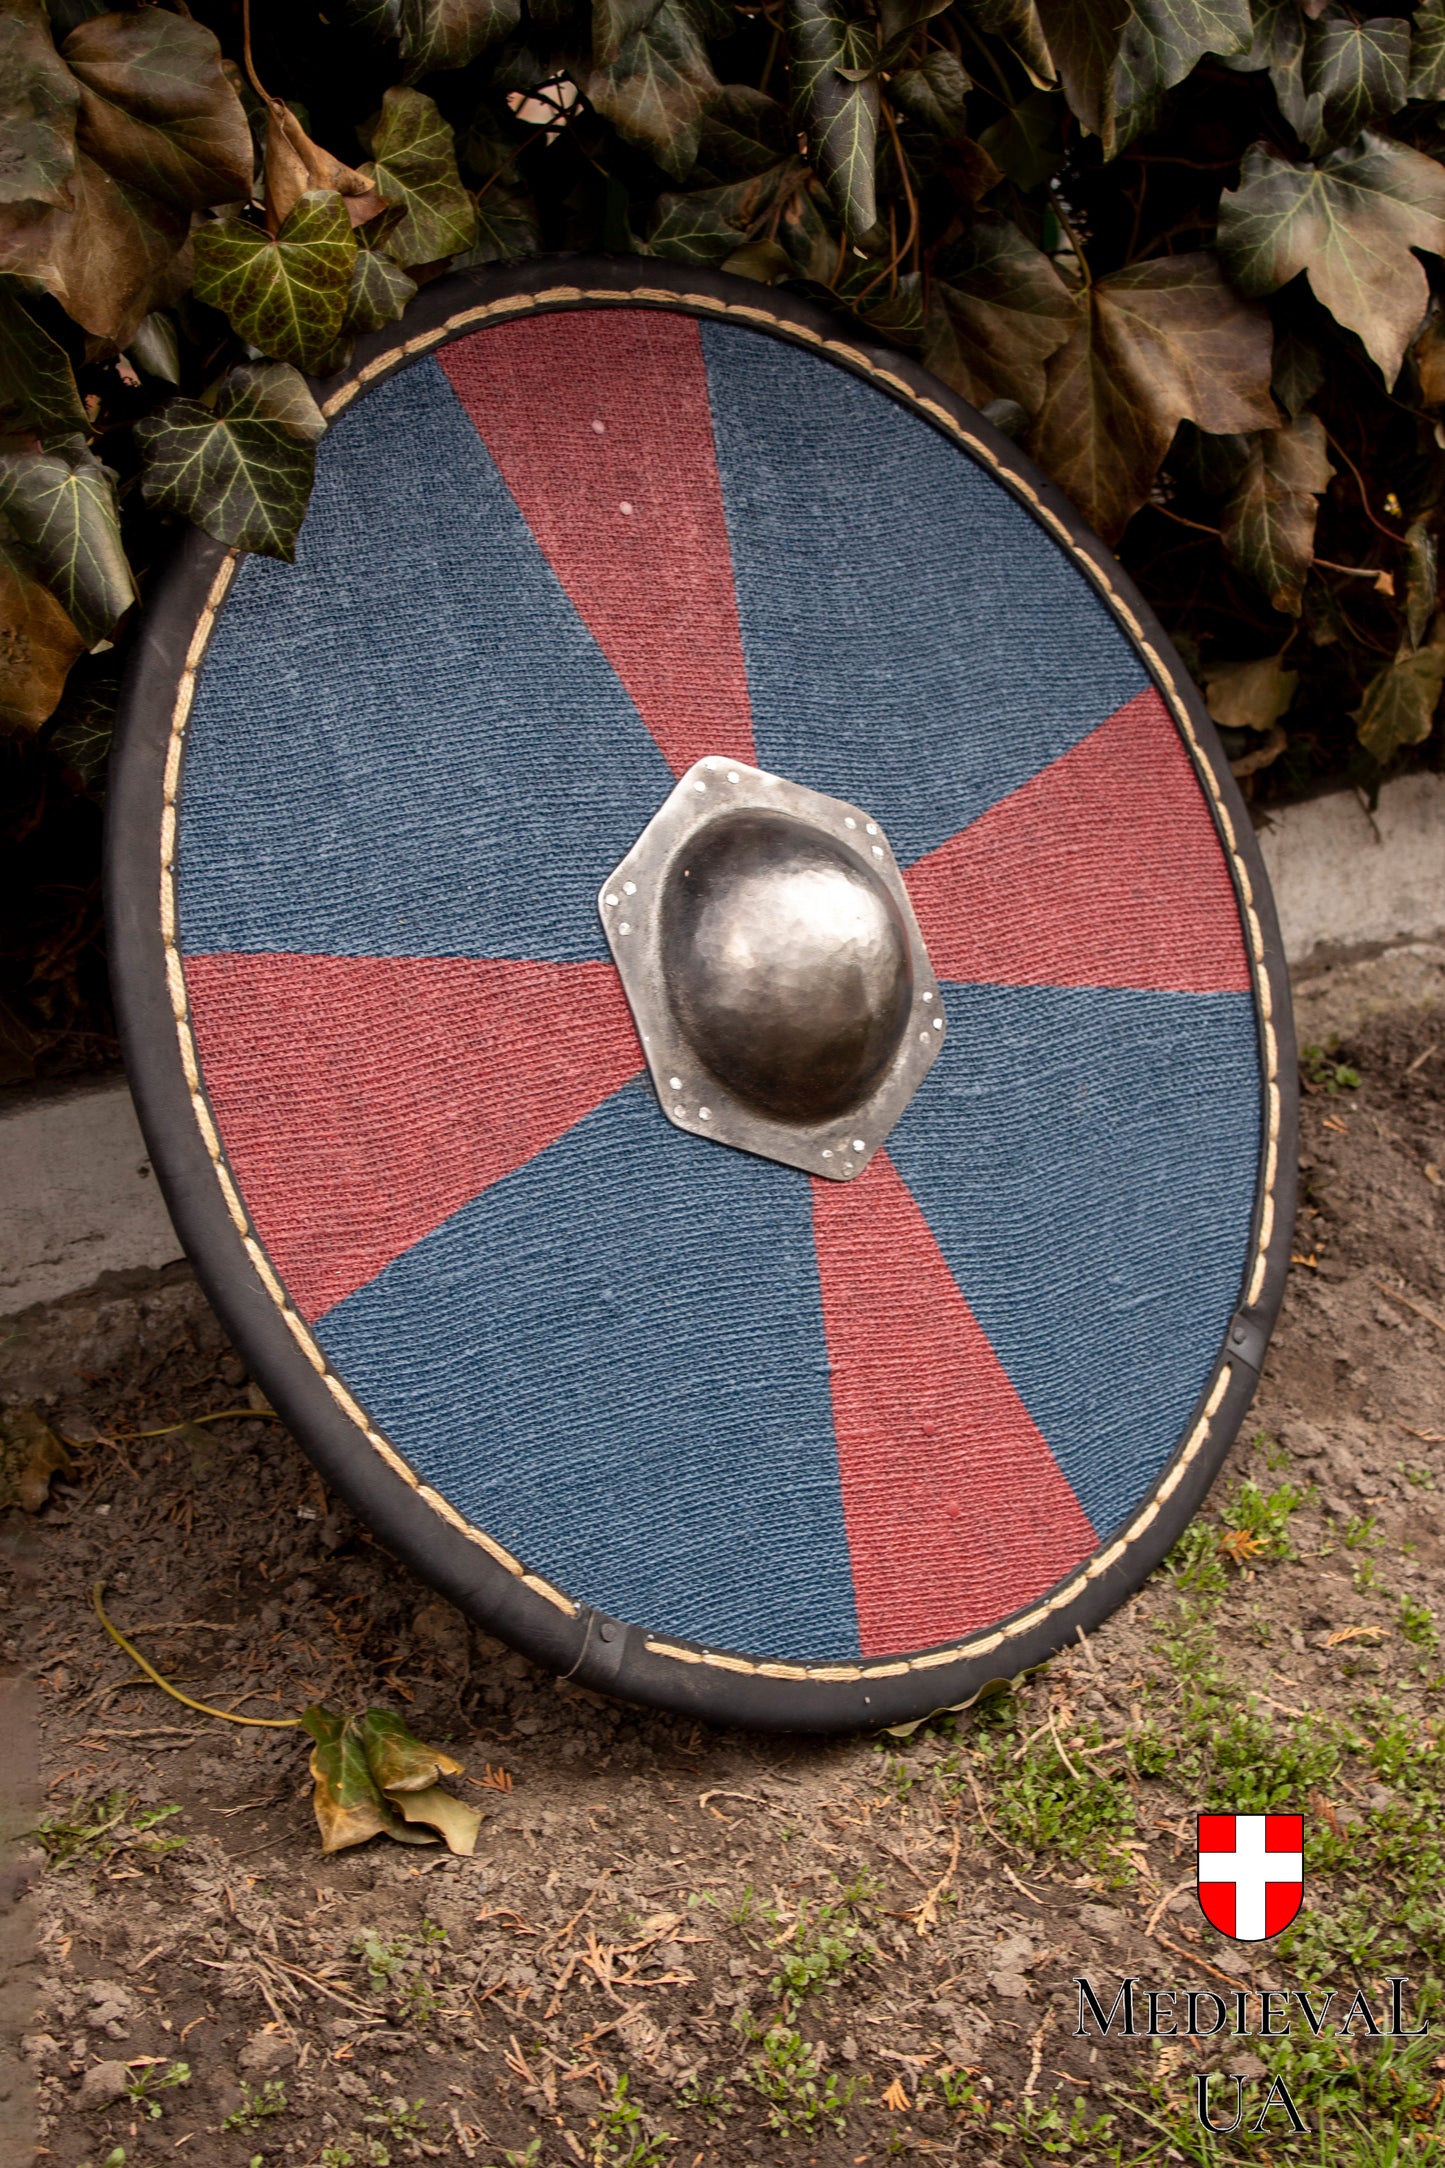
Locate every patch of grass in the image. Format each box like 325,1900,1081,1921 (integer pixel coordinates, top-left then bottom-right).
222,2077,288,2131
1161,1476,1309,1596
959,1690,1137,1879
35,1789,183,1870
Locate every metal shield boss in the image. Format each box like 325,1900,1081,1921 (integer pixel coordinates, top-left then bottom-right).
108,262,1296,1729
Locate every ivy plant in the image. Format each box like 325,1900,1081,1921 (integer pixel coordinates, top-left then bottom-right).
2,0,1443,1068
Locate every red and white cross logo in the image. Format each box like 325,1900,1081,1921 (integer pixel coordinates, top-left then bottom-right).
1196,1813,1304,1941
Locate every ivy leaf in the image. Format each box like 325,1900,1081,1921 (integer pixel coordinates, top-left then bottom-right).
343,236,417,331
1411,303,1445,401
300,1707,481,1856
0,441,134,646
978,87,1063,189
843,264,925,346
0,153,188,347
194,190,357,372
1221,413,1332,614
1404,518,1437,650
1222,0,1320,148
1354,616,1445,760
0,0,79,208
923,215,1078,413
1218,135,1445,387
776,168,838,279
0,530,87,730
588,0,721,180
300,1707,437,1853
961,0,1056,91
1271,326,1324,415
263,101,379,234
61,9,253,212
0,275,87,441
359,87,478,261
1032,0,1129,143
695,85,793,179
890,52,971,137
787,0,880,236
454,146,540,265
1202,652,1298,734
334,0,404,42
592,0,660,69
0,1406,72,1510
1302,14,1410,152
134,362,326,562
1409,0,1445,102
1111,0,1252,154
399,0,523,81
648,167,790,261
1027,251,1277,541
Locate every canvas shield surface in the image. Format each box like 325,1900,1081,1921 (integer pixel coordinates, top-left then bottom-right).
107,260,1297,1731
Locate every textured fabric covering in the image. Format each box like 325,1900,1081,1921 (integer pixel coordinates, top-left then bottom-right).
176,303,1263,1664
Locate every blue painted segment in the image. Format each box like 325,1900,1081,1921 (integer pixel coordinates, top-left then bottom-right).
314,1077,860,1661
177,358,674,961
700,323,1149,865
886,983,1260,1537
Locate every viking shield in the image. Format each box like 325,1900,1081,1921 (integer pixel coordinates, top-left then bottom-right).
108,260,1297,1731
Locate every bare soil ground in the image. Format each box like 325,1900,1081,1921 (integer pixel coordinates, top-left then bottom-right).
2,952,1442,2168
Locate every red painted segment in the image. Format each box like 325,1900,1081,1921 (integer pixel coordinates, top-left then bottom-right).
1266,1814,1303,1851
1264,1881,1303,1936
438,312,754,776
811,1152,1097,1657
1198,1882,1237,1938
185,952,642,1322
905,687,1252,994
1198,1814,1236,1852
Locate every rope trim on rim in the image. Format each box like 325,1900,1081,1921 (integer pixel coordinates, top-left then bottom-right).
156,281,1284,1681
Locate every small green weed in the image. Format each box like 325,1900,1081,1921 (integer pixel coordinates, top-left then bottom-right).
36,1789,183,1870
320,2142,391,2168
351,1928,441,2025
1301,1044,1361,1094
587,2073,671,2165
741,2017,860,2132
364,2096,427,2142
1399,1593,1437,1648
769,1897,867,2000
222,2077,287,2130
124,2059,190,2117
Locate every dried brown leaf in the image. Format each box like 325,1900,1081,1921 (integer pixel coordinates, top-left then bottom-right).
0,533,87,731
1203,653,1298,734
1027,252,1276,541
0,1407,72,1511
1221,413,1332,615
264,103,376,234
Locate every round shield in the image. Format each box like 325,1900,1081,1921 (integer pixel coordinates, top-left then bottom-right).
109,259,1297,1731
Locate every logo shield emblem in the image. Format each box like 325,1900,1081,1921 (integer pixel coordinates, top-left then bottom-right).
1197,1813,1304,1940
